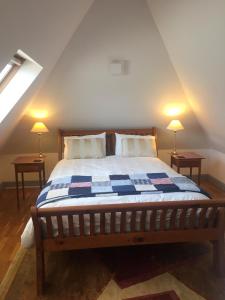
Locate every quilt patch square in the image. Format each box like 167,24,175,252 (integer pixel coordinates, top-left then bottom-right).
71,176,92,183
91,185,113,193
70,182,91,188
172,176,191,184
46,188,69,199
135,184,157,191
51,176,72,185
50,183,70,190
147,173,169,179
110,174,130,180
171,177,200,192
154,184,180,192
91,181,111,187
69,187,91,195
129,173,149,180
131,179,151,185
150,178,173,185
112,185,136,193
111,179,132,186
92,175,110,182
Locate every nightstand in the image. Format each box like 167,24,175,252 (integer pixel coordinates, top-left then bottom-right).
13,156,46,209
170,152,205,185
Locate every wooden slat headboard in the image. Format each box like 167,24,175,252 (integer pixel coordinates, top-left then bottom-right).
58,128,157,160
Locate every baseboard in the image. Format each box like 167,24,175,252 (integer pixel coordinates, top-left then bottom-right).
191,174,209,182
207,175,225,192
175,174,225,191
2,180,40,189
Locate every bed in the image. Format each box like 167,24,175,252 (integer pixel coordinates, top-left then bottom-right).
23,128,225,295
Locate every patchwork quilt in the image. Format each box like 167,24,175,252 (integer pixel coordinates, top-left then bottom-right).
36,173,209,208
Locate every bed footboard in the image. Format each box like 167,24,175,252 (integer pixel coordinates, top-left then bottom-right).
31,199,225,295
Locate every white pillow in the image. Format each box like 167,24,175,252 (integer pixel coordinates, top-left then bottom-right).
115,133,157,157
64,132,106,159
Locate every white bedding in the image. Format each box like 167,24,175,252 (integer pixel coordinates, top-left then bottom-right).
21,156,209,248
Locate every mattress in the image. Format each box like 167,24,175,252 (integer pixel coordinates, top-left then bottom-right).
21,156,209,248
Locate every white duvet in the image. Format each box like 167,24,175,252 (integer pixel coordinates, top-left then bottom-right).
21,156,209,248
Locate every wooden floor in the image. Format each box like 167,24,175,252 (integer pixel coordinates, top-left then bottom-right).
0,180,225,285
0,187,39,283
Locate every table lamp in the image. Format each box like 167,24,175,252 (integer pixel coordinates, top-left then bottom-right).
166,120,184,155
31,121,49,157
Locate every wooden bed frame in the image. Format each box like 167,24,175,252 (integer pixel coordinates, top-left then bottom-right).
31,128,225,295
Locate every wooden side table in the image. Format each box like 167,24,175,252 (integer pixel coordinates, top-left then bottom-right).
170,152,205,185
13,156,46,209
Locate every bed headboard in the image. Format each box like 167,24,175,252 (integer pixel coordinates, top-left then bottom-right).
58,128,157,160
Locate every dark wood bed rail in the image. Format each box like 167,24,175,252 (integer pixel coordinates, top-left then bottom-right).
31,199,225,295
58,127,158,160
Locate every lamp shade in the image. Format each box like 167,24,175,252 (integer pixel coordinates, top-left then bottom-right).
31,122,49,133
167,120,184,132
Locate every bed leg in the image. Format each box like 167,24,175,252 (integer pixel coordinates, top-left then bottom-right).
213,208,225,277
213,238,225,277
36,247,45,295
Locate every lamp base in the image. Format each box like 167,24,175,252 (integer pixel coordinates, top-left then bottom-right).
39,153,44,158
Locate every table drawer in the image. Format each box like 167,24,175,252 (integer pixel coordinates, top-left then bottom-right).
15,164,43,172
175,159,201,168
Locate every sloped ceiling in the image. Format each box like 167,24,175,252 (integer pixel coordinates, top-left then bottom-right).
1,0,208,154
148,0,225,153
0,0,94,148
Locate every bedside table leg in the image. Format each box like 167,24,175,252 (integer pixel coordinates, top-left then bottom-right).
190,167,193,178
39,171,42,190
43,165,46,185
15,171,20,209
21,172,25,200
198,165,201,185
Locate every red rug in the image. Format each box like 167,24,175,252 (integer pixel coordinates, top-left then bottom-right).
100,243,208,288
124,290,180,300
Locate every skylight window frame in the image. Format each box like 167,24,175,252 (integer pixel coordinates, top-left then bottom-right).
0,54,25,93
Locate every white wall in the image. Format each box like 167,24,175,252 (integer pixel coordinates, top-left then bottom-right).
148,0,225,153
208,149,225,184
2,0,208,154
0,0,94,148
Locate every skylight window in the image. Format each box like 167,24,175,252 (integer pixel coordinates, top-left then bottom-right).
0,50,43,123
0,64,13,83
0,54,25,92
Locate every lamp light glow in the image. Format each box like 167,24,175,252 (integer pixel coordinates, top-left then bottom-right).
163,103,186,117
31,110,48,119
